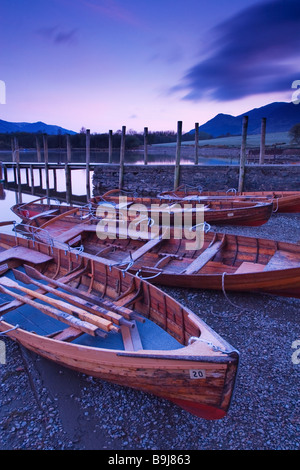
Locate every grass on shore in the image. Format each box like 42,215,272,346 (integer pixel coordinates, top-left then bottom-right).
154,131,298,149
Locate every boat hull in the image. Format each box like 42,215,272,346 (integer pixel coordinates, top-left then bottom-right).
0,319,238,420
130,267,300,298
160,189,300,214
91,192,273,227
0,232,239,420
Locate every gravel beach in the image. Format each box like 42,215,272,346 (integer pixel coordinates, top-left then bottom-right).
0,212,299,451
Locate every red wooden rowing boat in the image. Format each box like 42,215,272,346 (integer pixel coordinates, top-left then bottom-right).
159,186,300,213
0,232,239,420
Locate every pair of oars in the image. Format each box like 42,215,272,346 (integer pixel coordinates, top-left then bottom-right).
14,266,136,330
24,264,145,325
0,272,120,338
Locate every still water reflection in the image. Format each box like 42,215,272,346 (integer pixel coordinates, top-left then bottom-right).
0,148,238,165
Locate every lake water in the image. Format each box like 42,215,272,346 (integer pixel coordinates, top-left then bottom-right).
0,167,89,238
0,148,239,165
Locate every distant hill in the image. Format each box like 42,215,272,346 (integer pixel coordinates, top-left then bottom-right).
189,101,300,138
0,119,76,135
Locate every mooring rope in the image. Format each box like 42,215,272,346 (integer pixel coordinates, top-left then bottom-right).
221,272,250,314
0,318,20,335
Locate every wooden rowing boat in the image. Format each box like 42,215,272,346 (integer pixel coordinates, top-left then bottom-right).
0,232,239,420
12,210,300,298
11,193,273,229
159,186,300,213
90,189,273,226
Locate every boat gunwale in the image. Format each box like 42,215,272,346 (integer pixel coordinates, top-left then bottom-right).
0,317,238,363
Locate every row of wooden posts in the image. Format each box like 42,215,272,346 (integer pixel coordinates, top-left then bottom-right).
173,116,267,192
8,115,266,200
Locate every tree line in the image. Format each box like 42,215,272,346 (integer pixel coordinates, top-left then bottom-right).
0,129,213,150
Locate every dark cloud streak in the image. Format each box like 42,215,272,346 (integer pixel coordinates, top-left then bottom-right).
36,26,78,45
176,0,300,101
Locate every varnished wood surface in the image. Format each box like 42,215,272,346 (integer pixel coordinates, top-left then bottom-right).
0,232,239,420
10,211,300,297
159,188,300,213
11,188,273,230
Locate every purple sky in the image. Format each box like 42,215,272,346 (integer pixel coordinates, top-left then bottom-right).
0,0,299,134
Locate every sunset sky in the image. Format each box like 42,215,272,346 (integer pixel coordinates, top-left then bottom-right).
0,0,299,134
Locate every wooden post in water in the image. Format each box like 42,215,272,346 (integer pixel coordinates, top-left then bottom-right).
119,126,126,190
36,137,41,162
25,167,29,186
30,164,34,195
37,135,42,186
108,130,113,163
13,137,19,164
15,138,22,198
12,138,17,183
259,117,266,165
11,139,15,162
144,127,148,165
194,122,199,165
174,121,182,190
43,134,50,200
238,116,248,192
66,134,72,163
2,164,7,183
86,129,91,201
65,163,72,204
53,167,57,192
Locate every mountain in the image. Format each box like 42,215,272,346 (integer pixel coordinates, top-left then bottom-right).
0,119,76,135
189,102,300,138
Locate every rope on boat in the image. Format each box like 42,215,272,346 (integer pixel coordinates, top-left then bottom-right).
226,188,237,194
181,184,203,193
221,272,249,313
134,216,154,227
13,223,85,258
0,318,20,336
188,336,229,354
188,221,211,233
112,258,135,277
273,197,279,213
135,269,162,280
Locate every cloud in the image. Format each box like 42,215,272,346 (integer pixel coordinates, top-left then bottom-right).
36,26,78,45
175,0,300,102
81,0,142,28
54,28,78,44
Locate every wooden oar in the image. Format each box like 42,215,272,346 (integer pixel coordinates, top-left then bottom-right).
24,264,145,323
13,269,133,329
0,283,106,337
0,221,15,227
40,206,80,229
0,277,118,333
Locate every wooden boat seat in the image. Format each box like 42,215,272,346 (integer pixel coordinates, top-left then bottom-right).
55,224,98,243
235,262,265,274
203,261,236,274
181,238,225,275
264,250,300,272
0,246,53,264
121,321,143,351
121,236,163,264
154,253,182,269
48,327,83,342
